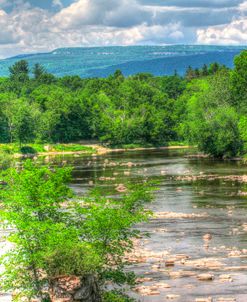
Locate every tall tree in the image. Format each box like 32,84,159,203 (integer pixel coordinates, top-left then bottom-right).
9,60,29,83
33,63,46,80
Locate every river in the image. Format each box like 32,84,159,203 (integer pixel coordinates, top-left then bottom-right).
1,148,247,301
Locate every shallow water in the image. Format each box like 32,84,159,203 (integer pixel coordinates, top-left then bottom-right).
1,149,247,301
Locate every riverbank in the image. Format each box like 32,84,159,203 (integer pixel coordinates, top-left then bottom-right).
1,143,246,165
0,142,192,159
94,144,192,155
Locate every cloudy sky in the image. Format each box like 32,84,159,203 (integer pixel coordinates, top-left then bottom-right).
0,0,247,58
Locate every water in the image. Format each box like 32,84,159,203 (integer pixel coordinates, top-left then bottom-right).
0,45,245,77
1,148,247,301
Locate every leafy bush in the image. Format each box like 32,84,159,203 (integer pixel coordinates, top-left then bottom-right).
20,146,37,154
196,107,243,158
0,161,154,301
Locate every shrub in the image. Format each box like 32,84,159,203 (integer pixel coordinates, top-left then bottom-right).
0,161,153,301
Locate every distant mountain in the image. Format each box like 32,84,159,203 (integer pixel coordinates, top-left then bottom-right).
0,45,245,78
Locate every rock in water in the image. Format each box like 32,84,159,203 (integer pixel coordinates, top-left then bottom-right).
203,234,212,241
216,298,236,302
197,273,214,281
166,294,180,300
195,298,212,302
219,274,233,282
165,259,175,267
49,275,101,302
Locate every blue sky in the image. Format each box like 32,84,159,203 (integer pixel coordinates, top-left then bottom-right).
0,0,246,58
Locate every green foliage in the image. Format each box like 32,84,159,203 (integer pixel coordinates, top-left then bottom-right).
231,50,247,114
195,107,242,158
0,161,154,301
103,290,135,302
178,67,244,158
239,116,247,152
9,60,29,83
0,52,246,158
0,143,94,155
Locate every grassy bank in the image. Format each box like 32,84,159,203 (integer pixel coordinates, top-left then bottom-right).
0,143,95,155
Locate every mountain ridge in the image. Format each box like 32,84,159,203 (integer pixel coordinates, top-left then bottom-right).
0,45,245,78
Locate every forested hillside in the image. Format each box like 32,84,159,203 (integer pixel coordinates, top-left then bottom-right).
0,50,246,158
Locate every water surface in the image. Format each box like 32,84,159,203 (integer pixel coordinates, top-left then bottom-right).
1,149,247,301
50,148,247,301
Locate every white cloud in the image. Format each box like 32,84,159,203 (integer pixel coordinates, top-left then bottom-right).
197,18,247,44
196,0,247,44
239,0,247,11
54,0,147,29
0,9,21,45
0,0,245,58
0,0,188,58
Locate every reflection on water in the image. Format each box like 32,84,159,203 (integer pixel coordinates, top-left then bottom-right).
1,149,247,301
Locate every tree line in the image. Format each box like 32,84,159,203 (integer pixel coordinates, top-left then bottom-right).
0,50,246,157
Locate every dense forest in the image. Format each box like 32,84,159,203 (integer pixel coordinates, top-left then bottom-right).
0,50,246,158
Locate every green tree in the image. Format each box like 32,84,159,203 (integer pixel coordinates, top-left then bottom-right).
185,66,195,81
33,63,46,80
209,62,220,74
195,107,242,158
239,116,247,152
9,60,29,83
231,50,247,113
202,64,209,76
3,99,38,146
0,161,153,302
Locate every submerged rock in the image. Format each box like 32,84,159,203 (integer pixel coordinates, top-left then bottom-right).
195,298,212,302
203,234,212,241
216,298,236,302
228,250,242,257
184,258,223,270
136,277,153,283
197,273,214,281
165,259,175,267
156,282,171,289
166,294,180,299
154,211,208,219
134,285,160,296
115,184,127,192
168,270,196,279
219,274,233,282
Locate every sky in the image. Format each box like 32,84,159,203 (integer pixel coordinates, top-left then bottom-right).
0,0,246,58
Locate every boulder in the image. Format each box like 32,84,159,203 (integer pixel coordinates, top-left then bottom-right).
49,275,101,302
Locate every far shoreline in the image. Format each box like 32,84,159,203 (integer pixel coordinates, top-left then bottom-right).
13,144,192,158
